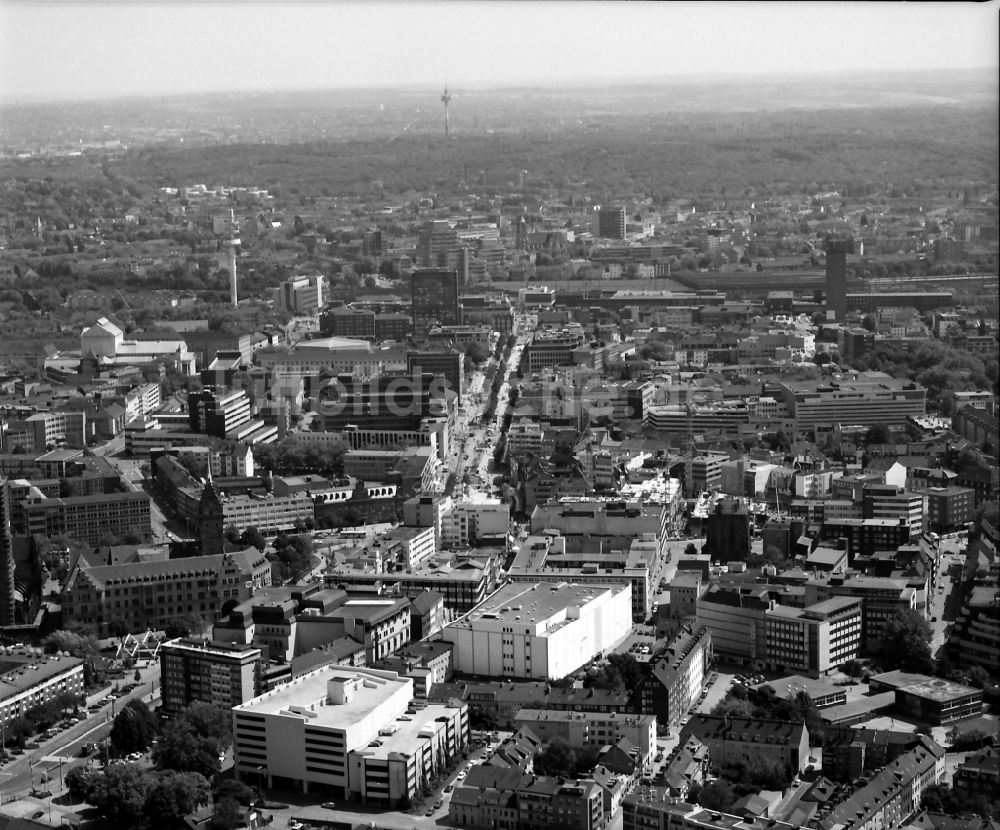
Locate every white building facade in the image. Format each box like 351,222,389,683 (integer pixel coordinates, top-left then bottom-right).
440,582,632,680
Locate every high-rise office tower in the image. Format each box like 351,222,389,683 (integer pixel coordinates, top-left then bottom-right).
411,269,460,335
0,479,15,625
825,237,855,321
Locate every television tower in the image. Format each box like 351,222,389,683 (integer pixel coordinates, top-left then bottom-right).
219,194,240,308
441,83,453,138
227,209,239,308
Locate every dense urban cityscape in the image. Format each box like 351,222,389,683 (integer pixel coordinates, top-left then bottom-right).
0,10,996,830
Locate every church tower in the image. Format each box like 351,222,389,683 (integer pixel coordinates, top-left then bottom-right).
198,473,225,556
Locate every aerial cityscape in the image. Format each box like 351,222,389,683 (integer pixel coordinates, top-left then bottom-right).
0,3,996,830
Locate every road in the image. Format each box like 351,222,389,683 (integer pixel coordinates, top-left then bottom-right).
0,660,161,805
930,536,967,658
92,438,180,543
428,317,527,504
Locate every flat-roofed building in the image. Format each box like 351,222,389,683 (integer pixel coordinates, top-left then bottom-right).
869,670,984,725
0,652,84,727
861,484,925,534
947,584,1000,673
695,584,771,666
764,596,863,677
440,581,632,680
325,550,500,614
320,305,376,339
232,665,469,804
508,532,656,622
756,674,847,709
778,375,926,430
21,490,151,545
160,638,263,714
805,574,917,647
925,485,976,532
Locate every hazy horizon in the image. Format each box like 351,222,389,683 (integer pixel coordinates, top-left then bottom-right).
1,1,997,106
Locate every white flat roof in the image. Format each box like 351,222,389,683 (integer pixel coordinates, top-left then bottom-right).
234,665,408,725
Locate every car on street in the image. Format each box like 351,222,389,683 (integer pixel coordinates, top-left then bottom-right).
321,802,337,810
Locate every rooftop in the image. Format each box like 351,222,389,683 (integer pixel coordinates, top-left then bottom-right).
452,581,627,632
234,665,409,722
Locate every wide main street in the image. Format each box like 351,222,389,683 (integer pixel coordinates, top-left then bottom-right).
0,659,161,812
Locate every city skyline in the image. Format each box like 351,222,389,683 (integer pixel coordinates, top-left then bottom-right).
1,1,997,103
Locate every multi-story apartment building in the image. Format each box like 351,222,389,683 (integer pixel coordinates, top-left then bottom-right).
506,420,545,459
818,517,914,562
452,771,604,830
925,485,976,532
232,666,468,804
764,596,863,677
861,484,925,534
816,739,944,830
640,625,712,730
160,638,263,714
0,653,84,727
440,581,633,680
514,709,656,768
4,410,88,453
21,490,151,545
63,547,272,636
680,714,810,776
947,584,1000,674
952,747,1000,803
804,575,917,647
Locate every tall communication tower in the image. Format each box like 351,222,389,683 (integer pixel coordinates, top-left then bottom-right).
226,208,239,308
441,83,453,139
214,198,240,308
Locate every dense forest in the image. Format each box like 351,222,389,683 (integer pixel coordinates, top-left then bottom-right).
107,104,997,200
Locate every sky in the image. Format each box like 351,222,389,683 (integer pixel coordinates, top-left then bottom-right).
1,1,997,103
